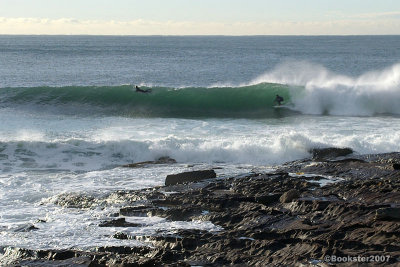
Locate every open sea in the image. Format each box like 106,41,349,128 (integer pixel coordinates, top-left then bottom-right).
1,35,400,250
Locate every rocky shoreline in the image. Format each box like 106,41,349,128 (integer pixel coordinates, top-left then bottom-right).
1,149,400,266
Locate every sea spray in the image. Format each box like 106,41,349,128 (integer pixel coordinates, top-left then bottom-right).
252,61,400,116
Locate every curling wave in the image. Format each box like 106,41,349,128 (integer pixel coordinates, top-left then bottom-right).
2,62,400,117
0,83,293,118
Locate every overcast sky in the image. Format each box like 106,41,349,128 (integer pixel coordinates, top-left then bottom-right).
1,0,400,35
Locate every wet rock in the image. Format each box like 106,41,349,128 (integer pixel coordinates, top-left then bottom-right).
122,156,177,168
52,193,96,208
18,256,92,267
330,158,366,163
96,246,146,254
7,152,400,266
113,232,130,240
284,152,400,180
310,147,353,160
99,218,142,227
279,189,300,203
0,247,35,266
148,206,203,221
156,156,177,164
13,223,39,232
119,206,156,216
165,169,216,186
49,250,76,260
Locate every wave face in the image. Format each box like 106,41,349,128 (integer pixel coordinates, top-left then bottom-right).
2,62,400,118
252,61,400,116
0,84,292,118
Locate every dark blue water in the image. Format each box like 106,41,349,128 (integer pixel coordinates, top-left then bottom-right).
1,35,399,87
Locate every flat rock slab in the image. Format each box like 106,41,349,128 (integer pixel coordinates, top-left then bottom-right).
165,170,216,186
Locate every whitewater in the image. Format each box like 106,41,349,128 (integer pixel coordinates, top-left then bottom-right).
0,35,400,250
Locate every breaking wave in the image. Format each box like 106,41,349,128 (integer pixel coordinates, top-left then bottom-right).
1,62,400,117
0,84,292,118
252,61,400,116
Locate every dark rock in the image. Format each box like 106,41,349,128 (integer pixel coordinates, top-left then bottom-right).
393,163,400,170
157,156,177,164
50,250,76,260
375,207,400,220
13,223,39,232
52,193,95,208
113,232,130,240
8,152,400,267
279,189,300,203
254,193,282,205
119,206,155,216
122,156,177,168
96,246,144,254
147,206,202,221
165,169,216,186
330,158,366,163
310,147,353,160
99,218,142,227
18,257,92,267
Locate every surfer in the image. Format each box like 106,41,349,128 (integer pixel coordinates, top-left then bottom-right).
135,85,152,93
274,94,284,105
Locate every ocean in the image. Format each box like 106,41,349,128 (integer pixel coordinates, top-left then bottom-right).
1,35,400,250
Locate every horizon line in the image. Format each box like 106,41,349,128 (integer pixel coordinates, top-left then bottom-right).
1,34,400,37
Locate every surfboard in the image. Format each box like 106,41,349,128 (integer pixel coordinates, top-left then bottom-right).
273,104,296,111
273,105,288,109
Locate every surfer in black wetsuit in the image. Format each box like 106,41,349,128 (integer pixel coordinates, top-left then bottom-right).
135,85,152,93
274,94,284,105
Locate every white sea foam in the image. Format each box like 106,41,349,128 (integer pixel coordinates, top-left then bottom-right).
0,203,221,250
0,164,224,250
252,61,400,116
2,106,400,251
2,115,400,174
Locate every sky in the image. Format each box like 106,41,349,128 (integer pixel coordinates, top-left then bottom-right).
1,0,400,35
